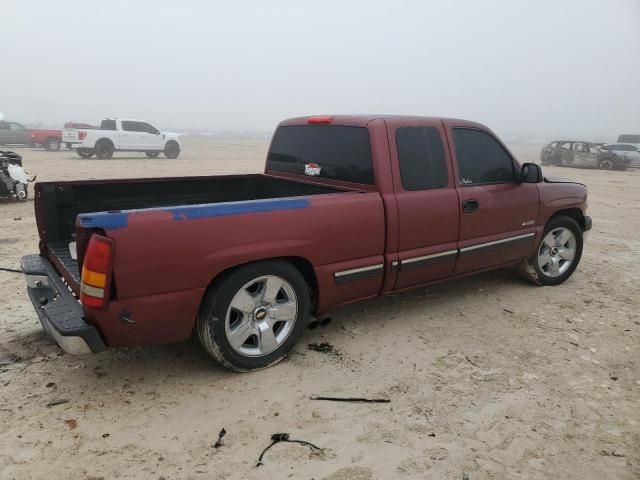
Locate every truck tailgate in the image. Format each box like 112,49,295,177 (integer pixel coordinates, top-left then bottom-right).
62,129,79,143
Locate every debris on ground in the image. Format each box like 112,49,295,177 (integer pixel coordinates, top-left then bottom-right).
64,419,77,430
102,433,110,438
46,399,69,407
503,308,514,314
46,382,55,388
256,433,323,467
307,342,342,358
0,266,23,274
310,396,390,403
213,428,227,448
464,355,479,367
601,450,625,457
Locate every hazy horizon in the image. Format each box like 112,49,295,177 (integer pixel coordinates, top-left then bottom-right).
2,0,639,139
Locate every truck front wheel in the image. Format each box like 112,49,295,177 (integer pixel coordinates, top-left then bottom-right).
164,141,180,159
197,260,310,372
518,216,583,286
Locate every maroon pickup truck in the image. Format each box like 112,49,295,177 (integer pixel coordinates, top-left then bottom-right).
22,115,591,371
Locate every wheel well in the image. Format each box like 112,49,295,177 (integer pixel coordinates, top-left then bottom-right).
95,138,114,148
165,140,179,148
206,256,319,312
548,208,586,230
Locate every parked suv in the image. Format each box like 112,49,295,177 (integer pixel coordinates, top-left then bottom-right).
540,140,629,170
0,121,31,147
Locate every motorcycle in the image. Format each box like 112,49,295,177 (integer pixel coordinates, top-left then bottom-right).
0,151,33,201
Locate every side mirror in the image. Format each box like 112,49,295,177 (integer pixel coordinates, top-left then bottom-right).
520,163,542,183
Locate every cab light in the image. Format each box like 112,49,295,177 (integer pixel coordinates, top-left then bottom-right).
308,116,333,124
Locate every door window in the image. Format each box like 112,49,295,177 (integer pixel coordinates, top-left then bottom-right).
9,123,25,131
396,127,448,190
122,121,143,132
453,128,515,185
140,122,159,134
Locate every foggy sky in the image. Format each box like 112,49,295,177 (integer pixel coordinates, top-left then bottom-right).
2,0,639,138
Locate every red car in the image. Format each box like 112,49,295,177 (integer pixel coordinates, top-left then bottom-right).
21,115,591,371
28,128,63,151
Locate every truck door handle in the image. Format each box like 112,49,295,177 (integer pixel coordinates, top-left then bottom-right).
462,199,479,213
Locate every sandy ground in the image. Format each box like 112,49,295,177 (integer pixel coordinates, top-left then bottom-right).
0,138,638,479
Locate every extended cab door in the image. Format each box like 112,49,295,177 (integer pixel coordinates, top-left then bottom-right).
446,124,539,275
386,118,459,289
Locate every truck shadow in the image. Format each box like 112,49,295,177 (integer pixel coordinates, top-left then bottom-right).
5,267,532,385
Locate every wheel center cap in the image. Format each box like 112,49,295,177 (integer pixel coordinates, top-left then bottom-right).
550,247,558,256
254,307,268,322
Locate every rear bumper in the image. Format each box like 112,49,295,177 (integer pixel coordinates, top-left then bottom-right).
21,254,106,355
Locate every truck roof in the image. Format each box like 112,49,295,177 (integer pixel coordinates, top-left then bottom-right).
102,118,148,123
280,115,486,128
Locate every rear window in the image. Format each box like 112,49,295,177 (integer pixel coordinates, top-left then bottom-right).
266,125,374,184
101,119,116,130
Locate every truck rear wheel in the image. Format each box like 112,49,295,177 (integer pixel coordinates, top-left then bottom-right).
197,260,310,372
518,216,583,286
45,138,61,151
77,148,94,159
95,139,114,159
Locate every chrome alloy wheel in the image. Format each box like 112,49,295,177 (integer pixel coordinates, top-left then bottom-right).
224,275,298,357
537,227,577,278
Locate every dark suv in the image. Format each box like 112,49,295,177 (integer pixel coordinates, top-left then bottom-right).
540,140,629,170
0,121,31,147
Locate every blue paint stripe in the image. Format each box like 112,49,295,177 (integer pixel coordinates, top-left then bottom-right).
77,197,311,230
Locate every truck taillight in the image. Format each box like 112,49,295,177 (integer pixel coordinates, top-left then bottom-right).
80,234,114,309
78,131,87,140
308,116,333,124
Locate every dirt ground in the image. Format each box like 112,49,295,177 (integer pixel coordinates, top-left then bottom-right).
0,138,638,479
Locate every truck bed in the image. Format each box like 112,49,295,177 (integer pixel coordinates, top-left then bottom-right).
36,173,348,247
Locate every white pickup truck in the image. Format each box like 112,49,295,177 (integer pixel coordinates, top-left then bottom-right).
63,118,182,159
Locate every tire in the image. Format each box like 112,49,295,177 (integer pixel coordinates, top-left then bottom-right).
197,260,311,372
45,138,61,151
518,216,583,286
164,141,180,159
94,139,114,159
598,158,613,170
77,148,95,158
145,151,160,158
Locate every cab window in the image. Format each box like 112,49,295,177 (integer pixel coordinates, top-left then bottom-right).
453,128,515,185
396,127,448,190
